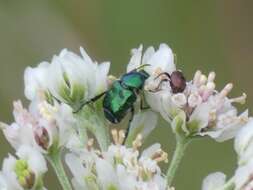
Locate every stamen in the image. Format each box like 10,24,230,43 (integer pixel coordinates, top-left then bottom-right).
206,82,216,91
118,130,126,145
202,82,216,101
199,74,207,85
156,152,168,163
188,93,202,107
111,129,118,144
207,72,216,82
154,68,163,77
209,110,217,123
38,102,57,121
193,70,202,85
87,138,94,151
107,75,117,86
171,93,187,107
199,85,207,94
152,150,168,163
220,83,233,98
230,93,247,104
94,150,103,158
132,134,142,150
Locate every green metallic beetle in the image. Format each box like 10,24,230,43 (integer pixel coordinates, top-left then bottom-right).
103,69,149,124
74,65,150,140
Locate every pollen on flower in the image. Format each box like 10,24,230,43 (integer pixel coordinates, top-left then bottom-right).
38,101,58,121
87,138,94,148
66,128,169,189
132,134,143,150
230,93,247,104
149,68,249,141
154,67,163,76
151,149,169,163
111,129,127,145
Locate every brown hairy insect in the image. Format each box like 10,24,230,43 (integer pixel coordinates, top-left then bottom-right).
153,70,186,93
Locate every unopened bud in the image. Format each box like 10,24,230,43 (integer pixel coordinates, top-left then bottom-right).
34,127,50,150
15,160,35,189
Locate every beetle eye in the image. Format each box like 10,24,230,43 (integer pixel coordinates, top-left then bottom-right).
170,71,186,93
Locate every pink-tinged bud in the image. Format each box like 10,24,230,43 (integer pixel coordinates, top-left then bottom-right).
34,127,49,150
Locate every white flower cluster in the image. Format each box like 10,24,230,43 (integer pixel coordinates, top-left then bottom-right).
126,44,248,143
203,119,253,190
0,43,251,190
66,130,169,190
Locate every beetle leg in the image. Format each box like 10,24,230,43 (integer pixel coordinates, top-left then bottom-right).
154,72,171,80
140,101,150,110
148,78,169,93
73,91,106,113
123,106,135,144
140,93,150,110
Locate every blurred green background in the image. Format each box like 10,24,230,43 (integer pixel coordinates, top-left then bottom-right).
0,0,252,189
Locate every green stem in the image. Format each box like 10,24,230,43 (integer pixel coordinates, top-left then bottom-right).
166,136,190,186
47,150,72,190
75,107,109,151
92,118,109,151
218,177,235,190
34,176,44,190
78,124,88,146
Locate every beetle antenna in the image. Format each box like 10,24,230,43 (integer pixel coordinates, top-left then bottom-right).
129,64,151,73
136,64,151,71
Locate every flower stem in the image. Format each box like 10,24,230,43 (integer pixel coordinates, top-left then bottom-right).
47,150,72,190
218,177,235,190
78,124,88,146
166,136,190,186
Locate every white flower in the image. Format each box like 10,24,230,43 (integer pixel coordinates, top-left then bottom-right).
221,119,253,190
202,172,226,190
2,101,37,151
24,47,110,110
2,98,76,153
0,173,8,190
232,119,253,189
0,145,47,190
127,44,175,75
24,62,50,101
66,131,168,190
150,70,248,141
234,118,253,165
126,44,176,114
234,159,253,190
125,110,158,145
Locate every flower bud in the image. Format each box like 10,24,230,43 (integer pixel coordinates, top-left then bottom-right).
24,48,110,110
34,127,50,150
15,159,35,189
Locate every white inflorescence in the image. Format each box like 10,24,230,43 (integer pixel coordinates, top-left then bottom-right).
145,69,248,142
66,130,169,190
0,44,252,190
